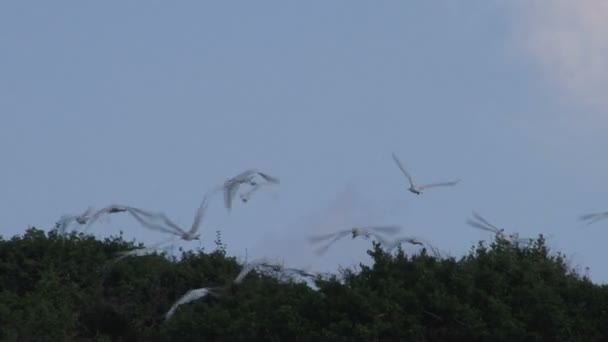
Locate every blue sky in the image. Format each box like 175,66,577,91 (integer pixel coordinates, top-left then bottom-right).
2,1,608,281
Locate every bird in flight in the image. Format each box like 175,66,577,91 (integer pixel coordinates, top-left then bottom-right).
466,211,534,246
85,194,210,242
308,225,402,255
57,206,95,234
391,152,460,195
222,169,280,211
164,287,222,321
578,211,608,227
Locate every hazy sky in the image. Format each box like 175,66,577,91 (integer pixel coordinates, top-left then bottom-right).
2,1,608,282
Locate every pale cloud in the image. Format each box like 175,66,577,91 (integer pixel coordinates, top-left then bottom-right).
511,0,608,114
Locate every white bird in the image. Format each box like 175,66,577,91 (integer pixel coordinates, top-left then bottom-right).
467,211,535,247
57,207,95,234
164,287,220,321
308,225,402,255
222,169,280,211
391,152,460,195
85,195,210,242
134,195,211,241
578,211,608,227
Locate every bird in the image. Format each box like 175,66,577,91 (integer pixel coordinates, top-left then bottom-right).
57,207,95,234
391,152,460,195
222,169,279,211
132,195,211,241
164,287,221,321
85,194,210,242
467,211,534,247
308,225,402,255
578,211,608,227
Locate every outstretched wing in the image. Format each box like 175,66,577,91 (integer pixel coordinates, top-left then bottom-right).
189,195,209,235
224,182,240,211
84,205,128,232
127,207,184,236
257,171,280,184
470,211,502,233
578,212,608,226
164,288,214,321
418,179,460,190
466,218,501,234
391,153,414,187
308,230,344,243
366,225,402,236
313,231,351,255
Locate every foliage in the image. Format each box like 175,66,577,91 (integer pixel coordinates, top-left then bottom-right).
0,228,605,341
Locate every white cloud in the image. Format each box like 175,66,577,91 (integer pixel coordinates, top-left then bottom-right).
511,0,608,113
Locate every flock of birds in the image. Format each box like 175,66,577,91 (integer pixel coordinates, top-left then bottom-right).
52,153,608,321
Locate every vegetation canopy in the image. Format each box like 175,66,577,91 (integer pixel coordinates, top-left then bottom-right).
0,227,605,341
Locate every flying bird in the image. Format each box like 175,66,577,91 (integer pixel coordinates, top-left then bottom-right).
391,152,460,195
578,211,608,227
57,207,95,234
164,287,221,321
467,211,535,246
222,169,279,211
308,225,402,255
132,195,211,241
85,194,210,242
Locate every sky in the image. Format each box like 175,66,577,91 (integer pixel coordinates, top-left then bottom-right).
1,1,608,282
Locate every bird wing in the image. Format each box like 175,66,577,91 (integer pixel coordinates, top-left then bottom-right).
234,261,266,284
256,171,280,184
418,179,460,190
84,205,126,231
366,225,402,235
232,169,258,182
164,288,211,320
57,215,76,234
308,229,350,243
224,182,240,211
188,195,209,235
471,212,503,232
466,218,500,234
579,212,608,226
313,231,351,255
126,207,185,236
391,153,414,187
